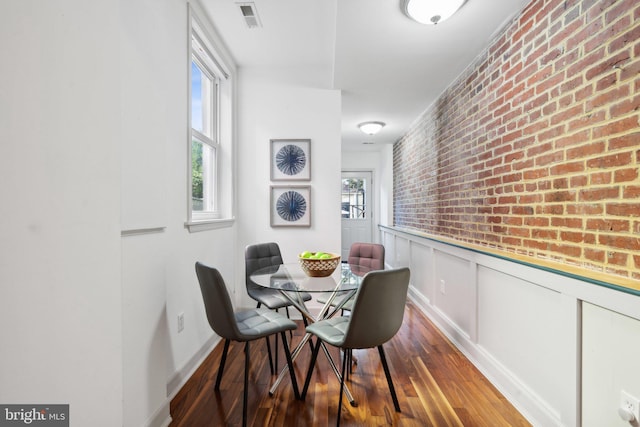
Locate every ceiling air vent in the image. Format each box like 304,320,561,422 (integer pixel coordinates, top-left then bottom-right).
237,2,262,29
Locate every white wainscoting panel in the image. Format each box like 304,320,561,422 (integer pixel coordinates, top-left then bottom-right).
379,226,640,427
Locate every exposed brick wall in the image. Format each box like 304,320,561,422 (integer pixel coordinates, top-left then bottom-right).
393,0,640,281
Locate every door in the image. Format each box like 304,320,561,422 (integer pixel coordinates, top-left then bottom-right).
341,171,373,260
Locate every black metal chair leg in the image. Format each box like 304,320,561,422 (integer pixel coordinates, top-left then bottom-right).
275,331,279,373
285,306,293,339
265,336,274,374
302,317,315,353
378,345,401,412
337,348,348,427
301,338,322,400
214,339,230,390
281,331,300,399
243,341,250,427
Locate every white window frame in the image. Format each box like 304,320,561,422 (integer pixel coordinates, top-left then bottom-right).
186,5,235,231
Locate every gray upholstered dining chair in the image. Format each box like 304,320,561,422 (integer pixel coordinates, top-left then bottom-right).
301,267,410,427
337,242,385,312
195,262,300,427
245,242,312,373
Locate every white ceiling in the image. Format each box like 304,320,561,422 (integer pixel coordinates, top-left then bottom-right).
201,0,531,150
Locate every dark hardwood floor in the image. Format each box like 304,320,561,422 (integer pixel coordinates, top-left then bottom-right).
170,301,531,426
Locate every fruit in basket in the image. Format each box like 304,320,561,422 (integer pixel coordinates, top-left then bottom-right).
298,252,341,277
299,251,336,260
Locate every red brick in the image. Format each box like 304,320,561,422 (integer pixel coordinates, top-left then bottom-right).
623,186,640,198
609,132,640,150
598,234,640,250
607,251,629,267
570,175,589,187
536,150,564,167
572,141,608,160
586,51,631,81
549,243,582,257
615,168,639,183
551,217,583,228
545,190,576,202
579,187,621,201
586,152,632,168
587,85,631,110
567,47,606,78
551,104,584,126
591,171,612,185
609,95,640,118
585,248,606,263
556,130,591,148
586,218,630,232
620,58,640,82
607,203,640,217
568,110,607,132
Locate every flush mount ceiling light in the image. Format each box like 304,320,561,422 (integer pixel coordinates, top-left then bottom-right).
402,0,465,25
358,121,386,135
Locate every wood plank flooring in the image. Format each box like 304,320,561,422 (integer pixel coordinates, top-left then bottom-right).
170,301,531,426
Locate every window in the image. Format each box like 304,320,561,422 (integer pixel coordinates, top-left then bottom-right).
191,44,218,215
187,6,234,230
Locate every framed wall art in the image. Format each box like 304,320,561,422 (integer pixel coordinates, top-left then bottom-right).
270,185,311,227
270,139,311,181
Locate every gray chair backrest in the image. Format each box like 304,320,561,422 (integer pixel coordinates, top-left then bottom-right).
348,242,385,271
245,242,284,293
342,267,410,349
195,262,242,341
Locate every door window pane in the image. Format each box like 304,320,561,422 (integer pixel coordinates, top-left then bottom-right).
341,178,366,219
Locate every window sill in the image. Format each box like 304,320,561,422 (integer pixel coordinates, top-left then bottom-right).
185,217,235,233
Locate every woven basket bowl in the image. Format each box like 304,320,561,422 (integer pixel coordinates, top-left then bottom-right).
298,253,341,277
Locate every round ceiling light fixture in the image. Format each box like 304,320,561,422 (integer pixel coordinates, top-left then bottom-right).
358,121,386,135
402,0,465,25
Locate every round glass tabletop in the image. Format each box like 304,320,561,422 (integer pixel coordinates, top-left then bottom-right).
249,262,369,293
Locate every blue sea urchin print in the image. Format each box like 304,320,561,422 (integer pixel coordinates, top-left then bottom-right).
276,144,306,176
276,191,307,222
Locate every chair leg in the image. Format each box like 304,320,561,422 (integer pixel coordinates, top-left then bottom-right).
281,331,300,399
302,317,314,353
377,345,401,412
275,330,279,373
243,341,250,427
301,338,322,400
214,339,230,390
265,336,274,374
337,347,348,427
285,307,293,339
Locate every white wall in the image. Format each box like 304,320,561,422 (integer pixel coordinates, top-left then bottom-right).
119,1,240,426
236,68,342,309
0,1,242,426
381,226,640,427
0,1,123,425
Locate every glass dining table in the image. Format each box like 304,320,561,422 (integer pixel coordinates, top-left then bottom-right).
250,261,369,404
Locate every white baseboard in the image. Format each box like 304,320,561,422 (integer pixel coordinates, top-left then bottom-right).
144,401,171,427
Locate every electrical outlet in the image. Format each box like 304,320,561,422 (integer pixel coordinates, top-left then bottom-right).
440,279,446,294
177,312,185,333
619,390,640,422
